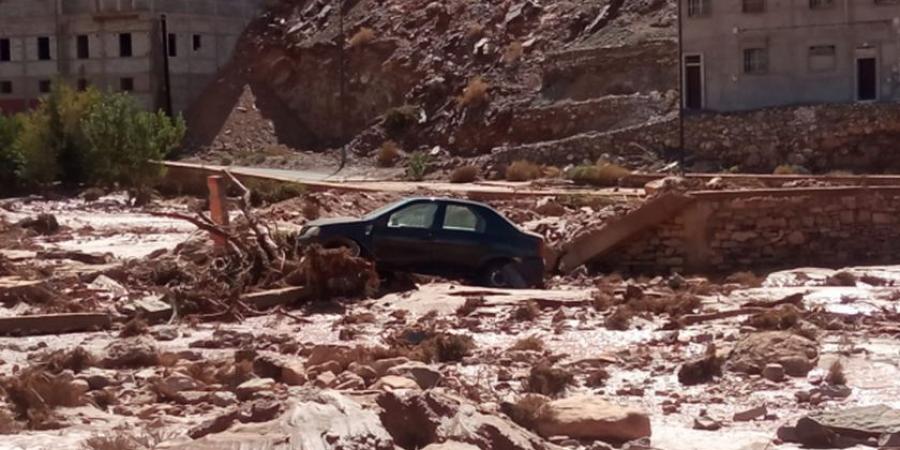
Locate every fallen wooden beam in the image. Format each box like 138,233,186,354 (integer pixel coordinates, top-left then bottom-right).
680,307,764,326
0,313,112,336
242,286,310,309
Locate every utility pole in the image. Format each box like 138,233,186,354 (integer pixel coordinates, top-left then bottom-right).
677,0,686,175
160,14,174,117
336,0,348,172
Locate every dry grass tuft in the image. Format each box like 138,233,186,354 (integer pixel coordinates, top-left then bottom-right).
502,41,524,63
567,163,632,187
2,367,85,428
456,296,486,316
450,165,479,184
725,271,763,287
506,160,543,182
523,364,574,397
377,141,403,167
585,368,611,387
458,76,489,107
825,271,857,287
348,27,376,48
605,306,633,331
510,335,544,352
746,304,801,330
119,317,149,338
826,360,847,385
592,291,615,312
773,164,799,175
503,394,550,430
677,343,723,386
81,433,142,450
37,346,96,374
418,333,476,363
512,301,541,322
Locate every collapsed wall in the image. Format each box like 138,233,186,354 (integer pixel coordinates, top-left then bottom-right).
595,187,900,274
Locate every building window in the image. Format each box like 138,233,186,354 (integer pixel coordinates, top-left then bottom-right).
77,79,89,91
743,48,769,74
37,37,51,60
38,80,51,93
687,0,711,16
76,35,90,59
119,33,133,57
810,0,834,8
192,34,202,51
120,77,134,92
809,45,837,72
167,33,177,57
0,81,11,94
743,0,766,13
0,39,10,62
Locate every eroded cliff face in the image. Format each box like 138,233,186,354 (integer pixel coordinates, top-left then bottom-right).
185,0,678,163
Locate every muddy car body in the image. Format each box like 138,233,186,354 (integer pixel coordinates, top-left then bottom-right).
298,197,545,287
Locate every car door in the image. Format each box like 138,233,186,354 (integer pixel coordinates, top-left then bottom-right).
371,201,440,271
430,204,491,277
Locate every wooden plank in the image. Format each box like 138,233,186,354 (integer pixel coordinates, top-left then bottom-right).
557,193,695,273
242,287,310,309
0,313,112,336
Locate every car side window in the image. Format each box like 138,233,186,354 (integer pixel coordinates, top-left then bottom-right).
388,203,438,229
443,205,485,233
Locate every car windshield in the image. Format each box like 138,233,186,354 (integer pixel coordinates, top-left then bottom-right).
362,199,410,221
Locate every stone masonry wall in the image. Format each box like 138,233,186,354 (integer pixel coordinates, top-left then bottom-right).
597,189,900,275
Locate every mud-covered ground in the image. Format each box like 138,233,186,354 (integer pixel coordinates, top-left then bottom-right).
0,191,897,450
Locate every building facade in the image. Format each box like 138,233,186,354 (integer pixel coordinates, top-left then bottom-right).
682,0,900,111
0,0,262,114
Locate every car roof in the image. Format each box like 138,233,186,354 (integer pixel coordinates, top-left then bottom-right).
404,196,492,209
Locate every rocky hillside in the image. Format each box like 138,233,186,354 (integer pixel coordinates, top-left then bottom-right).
185,0,678,173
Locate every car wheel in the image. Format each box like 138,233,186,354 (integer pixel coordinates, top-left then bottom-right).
482,262,527,289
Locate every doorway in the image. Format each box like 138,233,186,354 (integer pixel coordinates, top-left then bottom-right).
857,57,877,101
684,54,704,110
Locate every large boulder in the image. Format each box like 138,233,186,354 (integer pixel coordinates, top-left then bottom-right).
167,390,395,450
779,404,900,448
534,395,651,443
377,389,562,450
726,331,818,377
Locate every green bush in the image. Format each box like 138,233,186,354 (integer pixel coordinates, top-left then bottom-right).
82,93,185,199
0,114,23,195
406,152,431,181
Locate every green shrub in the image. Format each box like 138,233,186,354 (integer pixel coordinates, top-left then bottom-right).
82,93,185,200
0,114,24,195
383,105,418,138
406,152,431,181
16,82,101,186
505,160,542,182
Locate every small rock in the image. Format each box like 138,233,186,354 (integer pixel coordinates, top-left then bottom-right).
348,362,378,382
161,374,201,394
371,357,410,376
387,361,442,389
335,372,365,390
733,405,767,422
693,416,722,431
281,361,307,386
235,378,276,400
371,375,421,391
188,410,238,439
762,363,785,382
795,390,811,403
535,395,651,442
314,371,337,389
209,391,238,407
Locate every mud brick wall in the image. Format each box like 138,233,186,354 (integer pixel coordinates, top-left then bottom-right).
598,188,900,275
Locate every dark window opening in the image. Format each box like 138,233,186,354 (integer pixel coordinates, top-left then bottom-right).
0,39,10,62
857,58,877,101
0,81,11,94
120,77,134,92
687,0,711,16
119,33,133,57
743,48,769,74
38,80,51,94
77,79,89,91
684,56,703,110
38,37,51,60
192,34,202,51
743,0,766,12
77,35,90,59
167,33,177,57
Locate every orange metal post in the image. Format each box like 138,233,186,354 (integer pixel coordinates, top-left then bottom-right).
207,175,229,247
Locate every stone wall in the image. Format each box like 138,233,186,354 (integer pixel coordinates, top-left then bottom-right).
595,188,900,274
486,103,900,174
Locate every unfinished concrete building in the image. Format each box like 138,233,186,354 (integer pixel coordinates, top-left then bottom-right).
0,0,262,114
681,0,900,111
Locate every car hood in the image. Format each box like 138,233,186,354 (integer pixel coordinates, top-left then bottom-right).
304,217,365,227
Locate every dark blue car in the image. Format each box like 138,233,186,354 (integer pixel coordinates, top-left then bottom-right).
298,197,545,288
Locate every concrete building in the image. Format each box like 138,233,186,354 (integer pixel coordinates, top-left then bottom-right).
681,0,900,111
0,0,262,115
